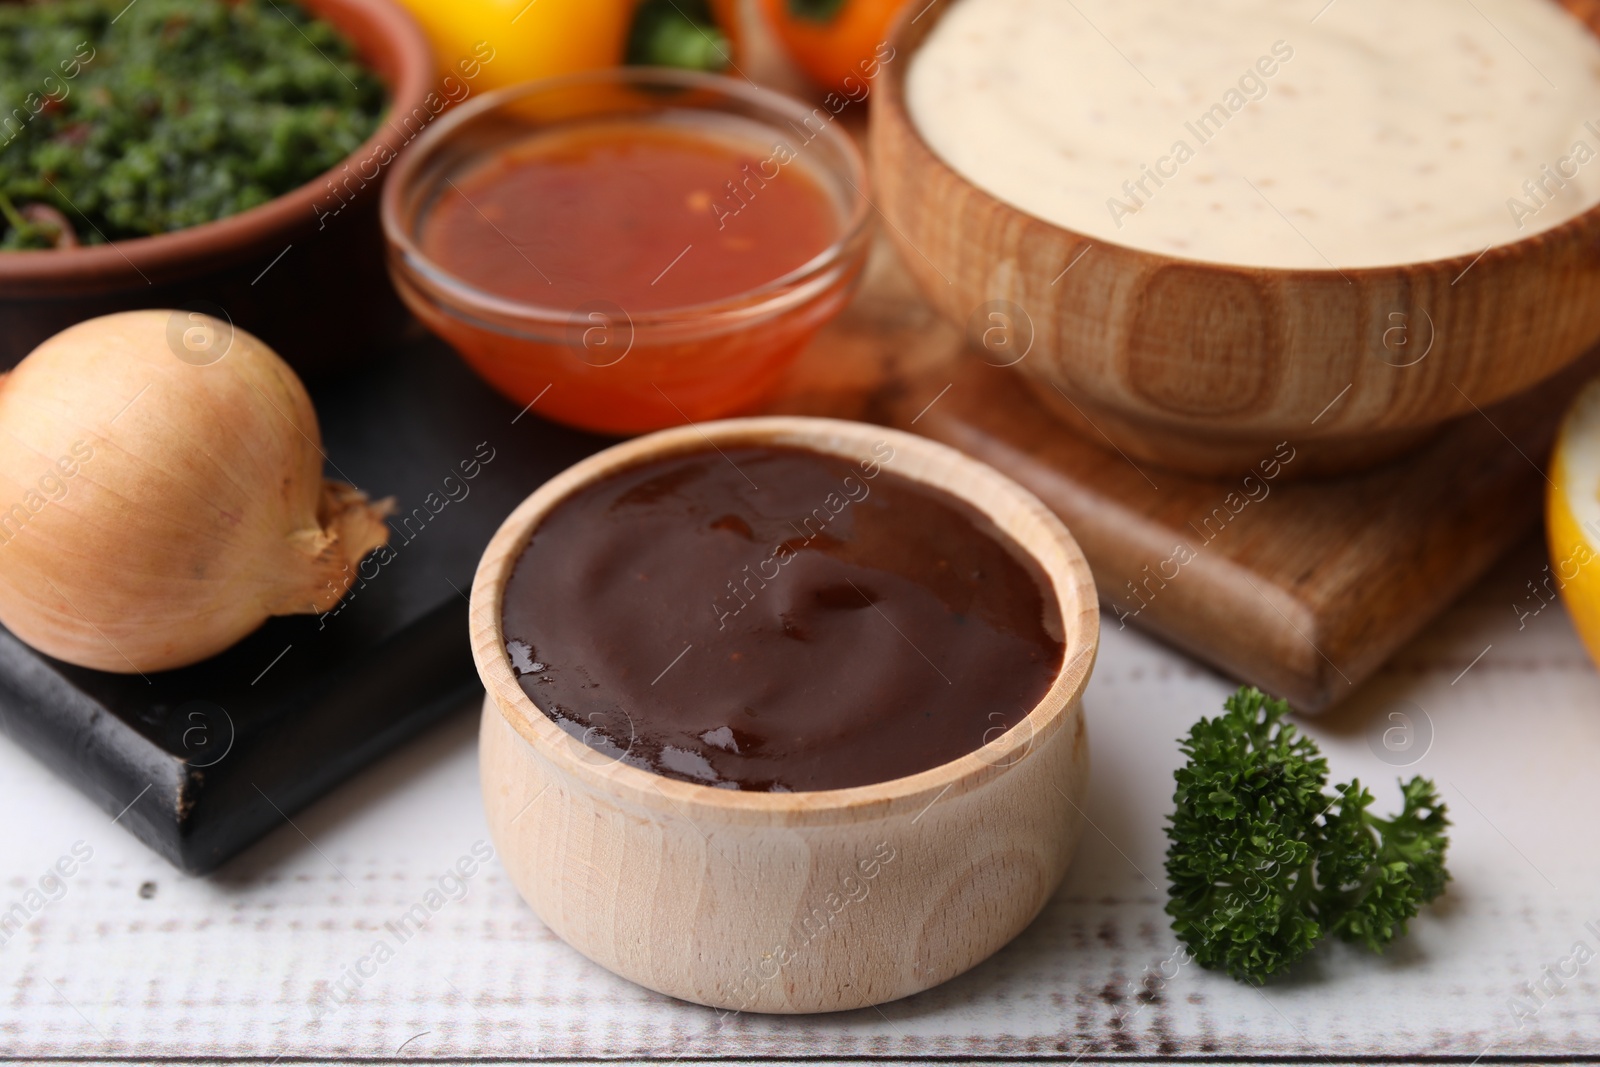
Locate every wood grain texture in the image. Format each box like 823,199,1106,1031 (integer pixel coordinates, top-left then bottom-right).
869,0,1600,477
468,417,1098,1013
881,351,1598,712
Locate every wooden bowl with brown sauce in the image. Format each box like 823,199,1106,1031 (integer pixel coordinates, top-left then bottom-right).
871,0,1600,477
471,416,1098,1013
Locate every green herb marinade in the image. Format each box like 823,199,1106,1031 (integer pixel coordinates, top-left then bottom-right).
0,0,385,249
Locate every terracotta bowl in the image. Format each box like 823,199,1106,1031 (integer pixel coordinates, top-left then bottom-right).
471,416,1098,1013
870,0,1600,477
0,0,434,375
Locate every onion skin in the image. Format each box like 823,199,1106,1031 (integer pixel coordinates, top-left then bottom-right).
0,310,392,673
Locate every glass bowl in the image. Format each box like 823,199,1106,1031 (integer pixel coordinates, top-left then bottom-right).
381,67,872,435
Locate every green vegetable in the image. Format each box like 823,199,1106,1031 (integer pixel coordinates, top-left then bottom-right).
626,0,731,72
786,0,850,22
1164,686,1450,984
0,0,385,250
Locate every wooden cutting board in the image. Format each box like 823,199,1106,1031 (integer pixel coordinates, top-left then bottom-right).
763,241,1584,712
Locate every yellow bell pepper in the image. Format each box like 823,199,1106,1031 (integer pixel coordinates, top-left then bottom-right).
393,0,630,95
393,0,737,97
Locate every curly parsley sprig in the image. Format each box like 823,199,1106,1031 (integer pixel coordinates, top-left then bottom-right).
1164,687,1450,984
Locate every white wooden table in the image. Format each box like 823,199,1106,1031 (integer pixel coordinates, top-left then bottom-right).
2,534,1596,1064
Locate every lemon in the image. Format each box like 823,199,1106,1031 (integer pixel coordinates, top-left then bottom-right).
1549,377,1600,668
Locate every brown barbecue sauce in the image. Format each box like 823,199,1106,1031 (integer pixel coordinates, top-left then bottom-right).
501,444,1065,791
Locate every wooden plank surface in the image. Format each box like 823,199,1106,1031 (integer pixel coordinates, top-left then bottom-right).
1,536,1596,1062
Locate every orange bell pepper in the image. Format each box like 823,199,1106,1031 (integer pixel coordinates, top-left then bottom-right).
759,0,910,94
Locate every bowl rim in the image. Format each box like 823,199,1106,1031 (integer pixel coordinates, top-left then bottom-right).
469,415,1099,826
0,0,435,285
875,0,1600,281
380,66,874,331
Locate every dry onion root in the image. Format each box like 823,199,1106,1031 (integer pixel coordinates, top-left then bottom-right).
0,310,393,673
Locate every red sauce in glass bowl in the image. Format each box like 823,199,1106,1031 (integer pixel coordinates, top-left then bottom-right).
420,121,840,314
384,71,871,436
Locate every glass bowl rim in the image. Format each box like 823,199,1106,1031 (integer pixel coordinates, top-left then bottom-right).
380,65,874,332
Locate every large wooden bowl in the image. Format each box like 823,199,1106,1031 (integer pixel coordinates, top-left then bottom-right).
871,0,1600,477
472,416,1098,1013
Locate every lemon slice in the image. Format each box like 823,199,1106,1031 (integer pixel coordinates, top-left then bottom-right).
1549,377,1600,668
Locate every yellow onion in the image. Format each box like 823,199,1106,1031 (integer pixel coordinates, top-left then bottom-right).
0,310,392,673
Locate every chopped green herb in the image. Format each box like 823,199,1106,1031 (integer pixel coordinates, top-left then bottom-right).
0,0,385,249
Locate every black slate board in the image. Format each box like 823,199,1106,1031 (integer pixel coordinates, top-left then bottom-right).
0,331,611,874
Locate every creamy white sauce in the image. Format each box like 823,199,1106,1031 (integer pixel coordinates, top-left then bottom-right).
907,0,1600,268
